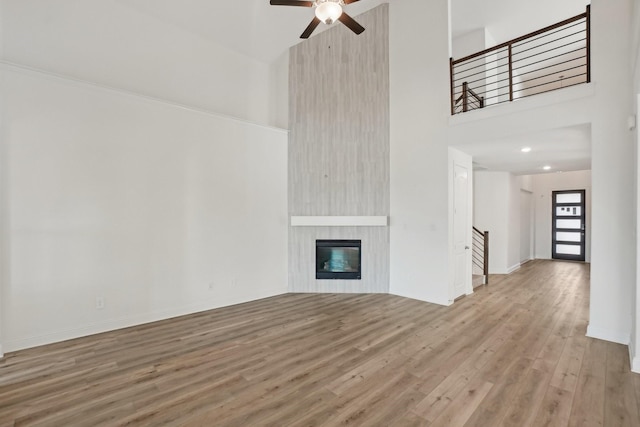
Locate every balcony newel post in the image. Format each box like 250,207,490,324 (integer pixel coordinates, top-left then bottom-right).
462,81,468,112
508,44,514,102
586,5,591,83
484,231,489,285
450,57,455,115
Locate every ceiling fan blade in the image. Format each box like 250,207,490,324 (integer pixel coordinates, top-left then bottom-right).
301,17,321,39
338,12,365,35
343,0,361,4
270,0,313,6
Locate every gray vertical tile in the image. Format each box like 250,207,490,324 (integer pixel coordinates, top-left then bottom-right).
288,5,390,293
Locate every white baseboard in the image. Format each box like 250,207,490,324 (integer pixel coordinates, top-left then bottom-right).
507,263,521,274
489,263,522,275
629,345,640,374
586,325,630,345
4,288,287,353
390,291,452,307
0,344,3,358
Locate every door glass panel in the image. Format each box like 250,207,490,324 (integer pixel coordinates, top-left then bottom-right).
556,193,582,203
556,244,581,255
556,231,581,242
556,219,581,229
556,206,582,217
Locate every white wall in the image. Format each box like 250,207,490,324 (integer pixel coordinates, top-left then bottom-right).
520,175,535,265
631,0,640,373
474,171,508,273
530,170,592,262
452,28,500,107
0,64,288,352
473,171,520,274
269,51,289,130
507,173,521,270
634,2,640,94
452,28,486,59
1,0,273,126
520,175,533,192
0,0,4,356
390,0,451,305
588,0,635,345
635,91,640,372
520,190,533,263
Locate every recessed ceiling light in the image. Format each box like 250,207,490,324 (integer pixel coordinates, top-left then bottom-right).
521,147,532,153
543,165,552,170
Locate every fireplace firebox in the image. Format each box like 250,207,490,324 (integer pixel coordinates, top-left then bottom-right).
316,239,361,280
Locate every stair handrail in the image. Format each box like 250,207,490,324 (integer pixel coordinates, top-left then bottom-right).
472,227,489,285
454,82,485,113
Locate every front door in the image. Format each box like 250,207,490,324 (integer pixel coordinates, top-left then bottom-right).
552,190,586,261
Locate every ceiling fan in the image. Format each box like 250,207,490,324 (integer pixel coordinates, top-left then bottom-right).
270,0,365,39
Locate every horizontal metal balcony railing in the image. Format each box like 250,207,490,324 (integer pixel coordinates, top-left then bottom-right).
450,6,591,115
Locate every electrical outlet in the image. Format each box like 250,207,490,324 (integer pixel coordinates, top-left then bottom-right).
95,296,105,310
208,282,215,290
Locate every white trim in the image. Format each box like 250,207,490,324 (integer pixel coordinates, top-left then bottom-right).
586,325,631,345
390,292,452,307
630,345,640,374
0,61,289,135
489,264,521,275
507,263,521,274
0,345,3,358
290,216,389,227
3,289,286,353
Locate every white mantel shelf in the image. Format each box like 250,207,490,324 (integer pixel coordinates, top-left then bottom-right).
290,216,389,227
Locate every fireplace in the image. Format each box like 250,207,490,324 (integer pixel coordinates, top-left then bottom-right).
316,239,361,280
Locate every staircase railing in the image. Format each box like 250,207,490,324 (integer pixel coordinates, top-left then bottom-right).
472,227,489,285
453,82,485,114
450,5,590,115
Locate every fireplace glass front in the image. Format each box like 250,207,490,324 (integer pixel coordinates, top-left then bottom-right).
316,239,361,280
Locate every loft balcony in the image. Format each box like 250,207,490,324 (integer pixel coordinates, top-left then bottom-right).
450,6,591,115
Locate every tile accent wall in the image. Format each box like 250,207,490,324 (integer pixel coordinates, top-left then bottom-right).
288,4,390,293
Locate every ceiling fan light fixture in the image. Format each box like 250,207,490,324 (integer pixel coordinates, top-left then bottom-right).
315,1,343,25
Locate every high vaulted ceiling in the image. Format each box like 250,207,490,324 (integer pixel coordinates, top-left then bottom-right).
116,0,592,175
118,0,590,64
117,0,386,63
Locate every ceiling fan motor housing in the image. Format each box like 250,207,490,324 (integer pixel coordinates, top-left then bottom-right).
314,0,345,25
269,0,363,39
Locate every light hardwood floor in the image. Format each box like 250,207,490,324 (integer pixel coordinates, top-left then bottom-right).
1,260,639,426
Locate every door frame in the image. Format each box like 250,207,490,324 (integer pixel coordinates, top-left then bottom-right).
448,147,473,303
551,189,586,261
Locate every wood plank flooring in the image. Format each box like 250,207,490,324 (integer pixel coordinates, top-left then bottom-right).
0,260,639,426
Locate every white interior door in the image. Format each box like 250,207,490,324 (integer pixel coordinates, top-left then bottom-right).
453,163,469,299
